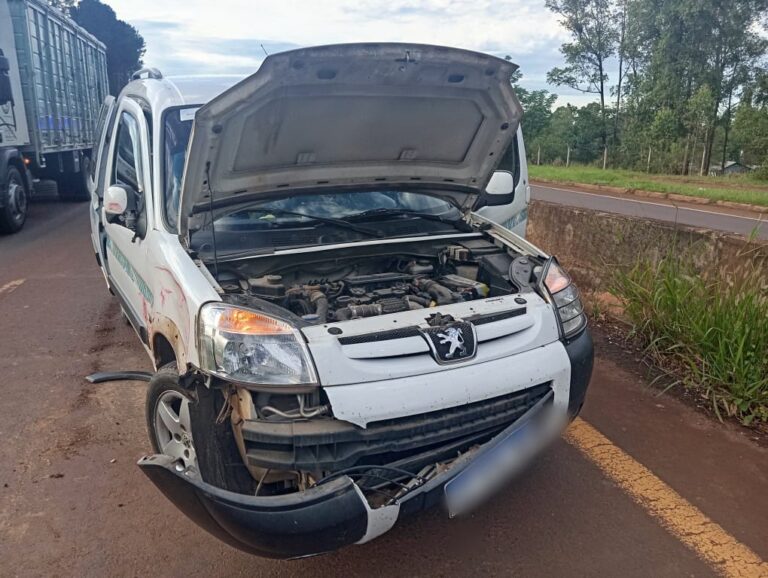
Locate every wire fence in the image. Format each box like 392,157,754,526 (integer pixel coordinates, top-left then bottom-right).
527,141,743,177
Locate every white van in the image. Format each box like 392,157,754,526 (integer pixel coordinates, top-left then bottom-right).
90,43,591,559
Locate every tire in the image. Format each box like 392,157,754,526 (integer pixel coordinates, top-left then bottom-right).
146,364,255,494
0,166,28,234
58,156,91,202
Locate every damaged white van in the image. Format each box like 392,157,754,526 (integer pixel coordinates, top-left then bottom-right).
89,44,593,558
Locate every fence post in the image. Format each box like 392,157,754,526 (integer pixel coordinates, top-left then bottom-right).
603,146,608,170
566,145,571,168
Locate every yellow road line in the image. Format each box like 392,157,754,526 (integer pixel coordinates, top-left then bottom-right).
0,278,25,296
565,418,768,578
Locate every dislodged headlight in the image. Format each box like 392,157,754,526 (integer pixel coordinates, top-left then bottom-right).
544,260,587,339
198,303,318,387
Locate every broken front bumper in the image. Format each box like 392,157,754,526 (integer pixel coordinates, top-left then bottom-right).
138,329,593,559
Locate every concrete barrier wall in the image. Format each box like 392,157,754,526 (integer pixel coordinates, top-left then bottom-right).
526,201,768,299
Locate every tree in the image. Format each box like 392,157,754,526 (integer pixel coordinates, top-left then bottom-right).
682,86,715,174
507,66,559,146
516,88,559,146
730,97,768,168
545,0,619,148
69,0,145,95
531,105,578,164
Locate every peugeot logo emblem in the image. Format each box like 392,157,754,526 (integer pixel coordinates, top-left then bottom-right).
436,326,467,359
422,321,477,364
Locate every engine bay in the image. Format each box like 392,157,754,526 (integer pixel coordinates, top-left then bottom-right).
215,236,544,324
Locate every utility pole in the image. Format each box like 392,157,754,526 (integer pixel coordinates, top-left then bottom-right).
566,145,571,168
603,146,608,170
537,145,541,166
646,146,652,173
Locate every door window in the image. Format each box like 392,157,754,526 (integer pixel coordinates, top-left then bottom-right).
112,111,144,196
90,96,116,196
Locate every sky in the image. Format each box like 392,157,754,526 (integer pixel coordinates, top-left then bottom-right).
106,0,596,107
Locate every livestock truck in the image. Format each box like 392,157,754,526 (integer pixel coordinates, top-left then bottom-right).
0,0,108,233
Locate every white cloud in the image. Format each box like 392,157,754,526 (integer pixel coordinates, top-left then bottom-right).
106,0,594,104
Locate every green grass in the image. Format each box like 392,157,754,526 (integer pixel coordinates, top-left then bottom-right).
529,164,768,207
613,255,768,425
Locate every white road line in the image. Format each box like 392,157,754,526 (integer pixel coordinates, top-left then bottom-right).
0,278,25,296
532,184,767,223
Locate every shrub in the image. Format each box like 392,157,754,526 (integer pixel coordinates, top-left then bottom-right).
613,254,768,425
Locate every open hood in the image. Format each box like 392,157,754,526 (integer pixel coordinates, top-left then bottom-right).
179,43,522,239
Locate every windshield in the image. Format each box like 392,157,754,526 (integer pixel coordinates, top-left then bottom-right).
162,107,196,230
216,191,460,228
188,190,465,256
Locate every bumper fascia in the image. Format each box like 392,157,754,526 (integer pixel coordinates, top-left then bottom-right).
563,327,594,419
138,330,594,559
138,454,369,559
138,389,561,559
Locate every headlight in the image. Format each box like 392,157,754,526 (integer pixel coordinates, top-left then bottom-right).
198,303,318,386
544,260,587,339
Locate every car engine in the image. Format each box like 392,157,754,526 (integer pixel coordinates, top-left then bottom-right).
218,238,542,324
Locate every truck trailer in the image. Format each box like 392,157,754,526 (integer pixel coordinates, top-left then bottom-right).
0,0,108,233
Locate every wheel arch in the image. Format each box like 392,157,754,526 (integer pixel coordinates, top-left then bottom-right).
150,315,189,371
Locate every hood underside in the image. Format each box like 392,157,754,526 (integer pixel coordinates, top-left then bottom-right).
179,43,522,239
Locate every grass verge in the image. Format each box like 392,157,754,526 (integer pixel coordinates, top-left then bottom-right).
612,254,768,425
529,164,768,207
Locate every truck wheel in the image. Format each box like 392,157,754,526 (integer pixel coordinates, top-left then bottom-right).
0,166,28,234
146,364,255,494
58,156,91,202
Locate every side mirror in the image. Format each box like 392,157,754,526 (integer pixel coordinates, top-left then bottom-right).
476,171,516,208
486,171,515,196
104,185,128,223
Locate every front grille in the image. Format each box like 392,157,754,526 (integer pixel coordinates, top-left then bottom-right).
242,382,552,472
337,326,421,345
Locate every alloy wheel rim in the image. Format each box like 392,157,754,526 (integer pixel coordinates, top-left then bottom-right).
154,390,200,477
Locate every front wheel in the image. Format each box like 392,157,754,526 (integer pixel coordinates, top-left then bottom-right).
146,367,200,478
0,166,28,234
146,365,255,494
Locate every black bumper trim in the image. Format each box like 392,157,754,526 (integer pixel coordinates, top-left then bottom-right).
564,327,594,418
138,454,368,559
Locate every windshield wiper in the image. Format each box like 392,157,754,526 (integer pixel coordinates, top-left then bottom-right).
348,208,473,232
243,207,383,237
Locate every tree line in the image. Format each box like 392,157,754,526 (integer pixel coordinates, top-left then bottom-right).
49,0,145,95
516,0,768,178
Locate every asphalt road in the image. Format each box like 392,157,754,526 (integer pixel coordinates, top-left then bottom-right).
1,202,766,577
531,183,768,240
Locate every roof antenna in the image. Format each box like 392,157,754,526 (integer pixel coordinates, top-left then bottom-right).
205,161,220,280
260,43,269,57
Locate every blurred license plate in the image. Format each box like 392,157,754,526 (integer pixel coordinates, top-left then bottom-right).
444,421,534,517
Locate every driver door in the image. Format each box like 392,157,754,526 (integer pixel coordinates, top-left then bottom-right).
102,99,154,342
89,95,116,278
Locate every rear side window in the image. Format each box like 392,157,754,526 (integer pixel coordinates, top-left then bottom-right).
112,111,143,194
